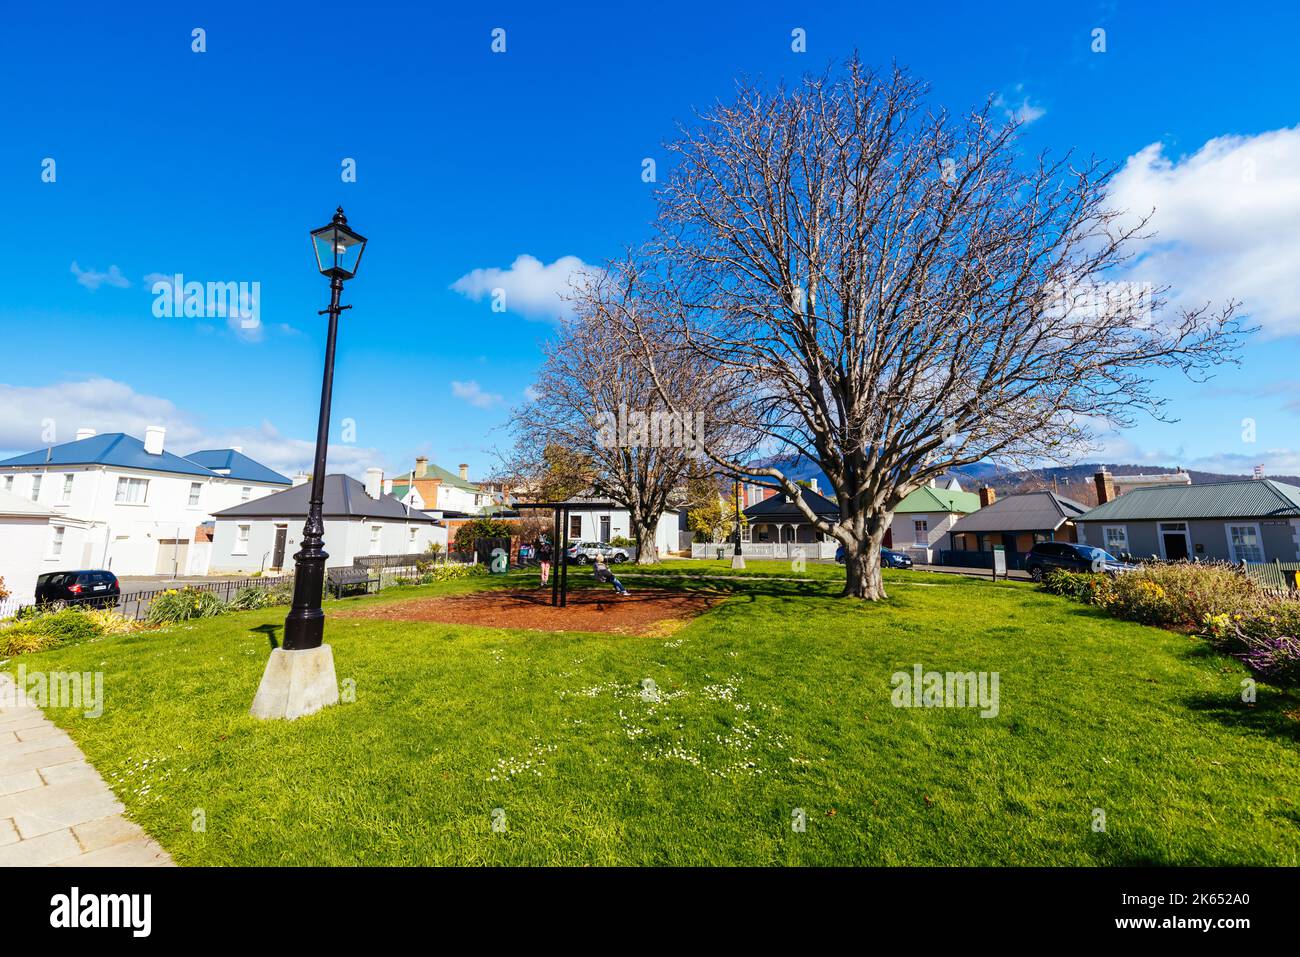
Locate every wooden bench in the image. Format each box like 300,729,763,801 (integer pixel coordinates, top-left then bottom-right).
327,565,380,599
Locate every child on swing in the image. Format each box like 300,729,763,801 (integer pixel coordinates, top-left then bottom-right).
592,552,629,596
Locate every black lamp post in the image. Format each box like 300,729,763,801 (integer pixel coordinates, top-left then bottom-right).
283,207,367,651
731,475,745,569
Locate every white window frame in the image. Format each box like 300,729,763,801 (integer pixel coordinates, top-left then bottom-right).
407,526,419,552
1157,521,1191,560
188,482,203,507
1226,522,1264,564
2,475,12,493
49,524,66,558
61,473,74,503
569,515,582,538
30,474,42,501
913,518,929,546
240,486,252,502
115,476,149,505
1102,525,1129,555
233,524,251,555
369,525,383,555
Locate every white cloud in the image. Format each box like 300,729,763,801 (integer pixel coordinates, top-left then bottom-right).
449,254,595,322
71,262,130,290
993,84,1045,125
1107,126,1300,336
450,380,503,409
0,378,385,479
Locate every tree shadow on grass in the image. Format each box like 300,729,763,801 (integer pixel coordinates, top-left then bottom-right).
1181,687,1300,744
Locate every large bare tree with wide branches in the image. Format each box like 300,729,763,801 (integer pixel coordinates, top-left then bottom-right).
622,57,1248,598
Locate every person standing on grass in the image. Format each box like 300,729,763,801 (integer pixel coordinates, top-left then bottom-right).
536,537,552,587
593,553,629,596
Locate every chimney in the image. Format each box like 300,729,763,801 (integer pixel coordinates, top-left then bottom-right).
75,427,96,441
978,486,997,508
1253,464,1265,481
927,477,937,488
292,471,308,487
458,463,469,481
143,426,165,455
415,456,428,478
364,467,383,499
231,446,243,454
1094,469,1116,504
384,478,393,494
810,477,819,493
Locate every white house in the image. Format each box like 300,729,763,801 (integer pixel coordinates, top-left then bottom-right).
559,497,682,557
389,458,493,514
209,470,445,574
0,488,95,610
0,427,290,577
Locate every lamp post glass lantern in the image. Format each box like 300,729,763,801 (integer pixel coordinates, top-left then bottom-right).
283,207,367,651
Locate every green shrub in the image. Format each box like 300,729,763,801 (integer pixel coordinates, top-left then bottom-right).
418,562,487,584
147,587,227,625
0,605,137,656
228,586,277,611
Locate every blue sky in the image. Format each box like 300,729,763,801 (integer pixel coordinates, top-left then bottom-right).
3,1,1298,480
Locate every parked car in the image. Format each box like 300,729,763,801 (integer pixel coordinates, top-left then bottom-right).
834,546,914,569
565,541,630,564
34,570,121,608
1024,542,1136,582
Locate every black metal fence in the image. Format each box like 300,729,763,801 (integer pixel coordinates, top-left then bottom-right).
12,574,292,622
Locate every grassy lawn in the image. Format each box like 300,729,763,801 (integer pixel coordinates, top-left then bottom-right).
9,565,1300,865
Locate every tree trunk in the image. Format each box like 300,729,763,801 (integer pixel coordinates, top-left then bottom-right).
633,517,660,564
841,512,889,600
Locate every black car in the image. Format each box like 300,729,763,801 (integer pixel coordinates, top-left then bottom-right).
835,546,914,569
34,570,121,607
1024,543,1135,582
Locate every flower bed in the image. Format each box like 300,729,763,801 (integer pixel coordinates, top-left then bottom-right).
1042,563,1300,684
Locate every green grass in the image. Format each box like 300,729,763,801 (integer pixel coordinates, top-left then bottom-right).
8,566,1299,865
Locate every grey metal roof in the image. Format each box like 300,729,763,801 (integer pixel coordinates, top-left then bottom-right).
948,491,1088,533
744,487,840,520
1079,479,1300,522
213,474,437,522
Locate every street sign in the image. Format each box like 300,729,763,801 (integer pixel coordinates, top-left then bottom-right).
992,547,1007,580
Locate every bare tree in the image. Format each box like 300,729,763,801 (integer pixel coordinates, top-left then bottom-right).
507,268,738,564
624,58,1248,598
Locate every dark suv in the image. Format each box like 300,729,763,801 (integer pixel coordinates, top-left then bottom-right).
34,570,121,607
1025,543,1134,581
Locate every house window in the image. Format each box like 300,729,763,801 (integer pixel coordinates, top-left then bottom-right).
61,473,74,503
188,482,202,506
370,525,383,555
913,519,929,546
30,475,42,501
2,475,11,493
569,515,582,538
1103,526,1129,555
115,477,149,504
234,524,251,555
50,525,65,557
241,486,252,502
1227,524,1264,564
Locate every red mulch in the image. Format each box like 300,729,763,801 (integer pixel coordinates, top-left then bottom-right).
335,587,719,635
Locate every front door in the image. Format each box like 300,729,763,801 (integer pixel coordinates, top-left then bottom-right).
1160,523,1190,560
599,515,611,543
271,526,288,570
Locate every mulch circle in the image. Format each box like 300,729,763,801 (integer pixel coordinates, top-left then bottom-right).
335,587,720,636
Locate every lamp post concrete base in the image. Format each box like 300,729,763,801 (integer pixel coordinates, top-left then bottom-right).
250,645,340,721
731,554,746,570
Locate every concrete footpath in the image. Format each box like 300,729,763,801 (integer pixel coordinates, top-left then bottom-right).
0,672,173,867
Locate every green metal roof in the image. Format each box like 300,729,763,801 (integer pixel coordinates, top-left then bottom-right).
894,485,981,514
1079,479,1300,522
